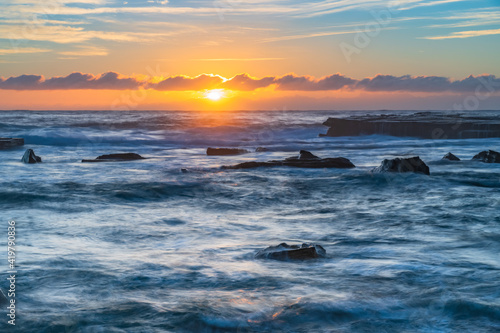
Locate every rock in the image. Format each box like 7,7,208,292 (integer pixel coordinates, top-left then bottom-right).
321,113,500,139
442,152,460,161
285,150,320,161
222,150,355,169
256,243,326,261
255,147,269,152
82,153,145,163
207,147,250,156
0,138,24,149
373,156,430,175
181,168,188,173
472,150,500,163
21,149,42,163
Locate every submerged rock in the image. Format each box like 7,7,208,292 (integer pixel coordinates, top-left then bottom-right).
82,153,145,163
256,243,326,261
255,147,269,152
21,149,42,163
373,156,430,175
207,148,250,156
0,138,24,149
472,150,500,163
222,150,355,169
442,152,460,161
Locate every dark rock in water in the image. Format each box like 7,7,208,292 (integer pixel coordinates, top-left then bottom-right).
222,150,355,169
181,168,188,173
21,149,42,163
373,156,430,175
321,113,500,139
472,150,500,163
255,147,269,152
0,137,24,149
256,243,326,261
442,152,460,161
285,150,320,161
207,147,250,156
82,153,145,163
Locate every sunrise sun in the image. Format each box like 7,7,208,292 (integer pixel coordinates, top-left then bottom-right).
205,89,224,101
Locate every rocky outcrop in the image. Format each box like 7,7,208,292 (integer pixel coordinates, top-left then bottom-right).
255,243,326,261
82,153,145,163
21,149,42,163
222,150,355,169
207,148,250,156
373,156,430,175
321,113,500,139
472,150,500,163
0,138,24,149
442,152,460,161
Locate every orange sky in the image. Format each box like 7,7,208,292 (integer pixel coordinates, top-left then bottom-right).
1,0,500,110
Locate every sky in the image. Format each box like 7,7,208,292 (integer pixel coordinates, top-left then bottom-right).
0,0,499,110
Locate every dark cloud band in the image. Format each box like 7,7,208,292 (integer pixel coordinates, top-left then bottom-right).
1,72,498,93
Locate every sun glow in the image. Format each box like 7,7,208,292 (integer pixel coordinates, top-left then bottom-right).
205,89,224,101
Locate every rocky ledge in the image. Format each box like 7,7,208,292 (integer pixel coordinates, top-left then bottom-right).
255,243,326,261
222,150,355,169
82,153,145,163
207,148,250,156
321,112,500,139
0,138,24,149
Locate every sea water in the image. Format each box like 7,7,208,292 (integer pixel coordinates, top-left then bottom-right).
0,110,499,332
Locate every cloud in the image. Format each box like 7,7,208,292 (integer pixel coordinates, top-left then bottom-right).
2,0,464,19
275,73,356,91
221,73,275,91
191,58,285,62
421,28,500,40
1,72,499,94
0,47,51,55
425,9,500,29
396,0,466,11
355,74,452,92
0,72,143,90
58,46,108,57
0,74,43,90
355,74,500,93
0,24,168,44
151,74,225,91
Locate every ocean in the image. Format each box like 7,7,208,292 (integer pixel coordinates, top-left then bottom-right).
1,110,499,332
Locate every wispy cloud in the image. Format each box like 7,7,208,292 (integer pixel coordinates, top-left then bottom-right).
261,27,397,43
2,0,470,19
58,45,108,57
1,25,179,43
396,0,467,11
0,47,51,55
422,28,500,40
425,9,500,29
191,58,285,61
